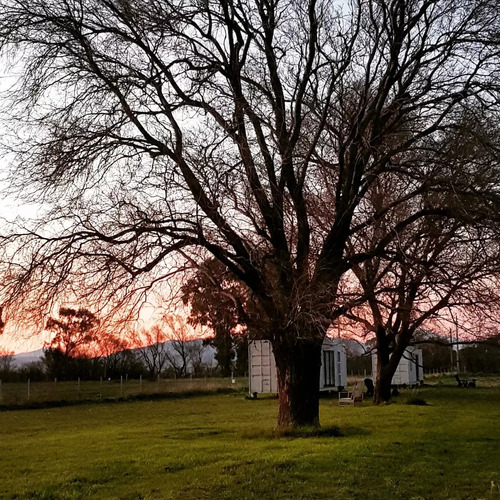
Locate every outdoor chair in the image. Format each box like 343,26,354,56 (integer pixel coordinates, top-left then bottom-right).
338,382,363,406
455,374,477,388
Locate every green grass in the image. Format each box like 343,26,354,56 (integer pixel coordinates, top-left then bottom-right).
1,377,500,499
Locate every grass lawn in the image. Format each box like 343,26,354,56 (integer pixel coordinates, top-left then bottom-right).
1,377,500,499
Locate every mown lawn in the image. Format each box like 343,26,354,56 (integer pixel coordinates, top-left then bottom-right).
1,378,500,499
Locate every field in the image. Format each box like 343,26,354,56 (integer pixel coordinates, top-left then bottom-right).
0,377,248,407
1,376,500,499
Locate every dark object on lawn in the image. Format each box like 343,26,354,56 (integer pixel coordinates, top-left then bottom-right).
364,378,374,398
455,374,476,388
406,397,429,406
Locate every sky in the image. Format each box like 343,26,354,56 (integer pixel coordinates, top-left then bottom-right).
0,190,48,354
0,128,42,353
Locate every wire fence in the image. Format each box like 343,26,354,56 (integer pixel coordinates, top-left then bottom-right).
0,376,248,407
347,367,456,377
0,369,462,407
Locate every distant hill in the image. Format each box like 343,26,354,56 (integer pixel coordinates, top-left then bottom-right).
342,338,370,356
11,341,218,369
12,348,44,367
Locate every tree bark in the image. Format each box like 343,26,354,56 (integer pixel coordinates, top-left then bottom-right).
373,334,408,405
374,355,395,405
273,337,323,429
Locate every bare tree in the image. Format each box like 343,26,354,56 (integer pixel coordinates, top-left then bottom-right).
345,124,500,402
134,324,170,379
162,314,191,378
82,325,135,378
0,0,500,427
162,313,206,377
185,339,208,378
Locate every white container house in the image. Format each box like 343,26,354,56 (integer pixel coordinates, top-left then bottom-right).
320,337,348,390
248,338,347,395
371,346,423,386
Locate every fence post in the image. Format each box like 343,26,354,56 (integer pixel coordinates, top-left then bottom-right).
27,378,30,401
78,377,81,399
0,379,2,402
120,375,123,397
139,375,142,391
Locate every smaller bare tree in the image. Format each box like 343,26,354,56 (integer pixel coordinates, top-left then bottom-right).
346,160,500,403
134,325,169,379
162,314,206,378
93,330,134,379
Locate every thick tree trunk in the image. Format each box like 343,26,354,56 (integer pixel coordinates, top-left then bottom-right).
374,356,395,405
373,331,408,405
373,326,393,404
273,337,323,429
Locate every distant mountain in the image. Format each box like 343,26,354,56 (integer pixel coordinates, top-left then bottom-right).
342,338,370,356
12,348,44,367
12,340,218,368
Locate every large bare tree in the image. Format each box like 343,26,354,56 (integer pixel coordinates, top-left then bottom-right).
0,0,499,427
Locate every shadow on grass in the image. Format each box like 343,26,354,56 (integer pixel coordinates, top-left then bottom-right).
339,425,372,437
243,425,343,440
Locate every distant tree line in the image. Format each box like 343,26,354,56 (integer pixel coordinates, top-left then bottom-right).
0,307,249,382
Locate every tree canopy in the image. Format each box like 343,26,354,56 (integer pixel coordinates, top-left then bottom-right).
45,307,99,357
180,258,249,377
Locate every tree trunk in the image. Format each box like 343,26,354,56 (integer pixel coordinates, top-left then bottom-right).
273,337,323,429
213,327,233,378
374,356,394,405
373,334,408,405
